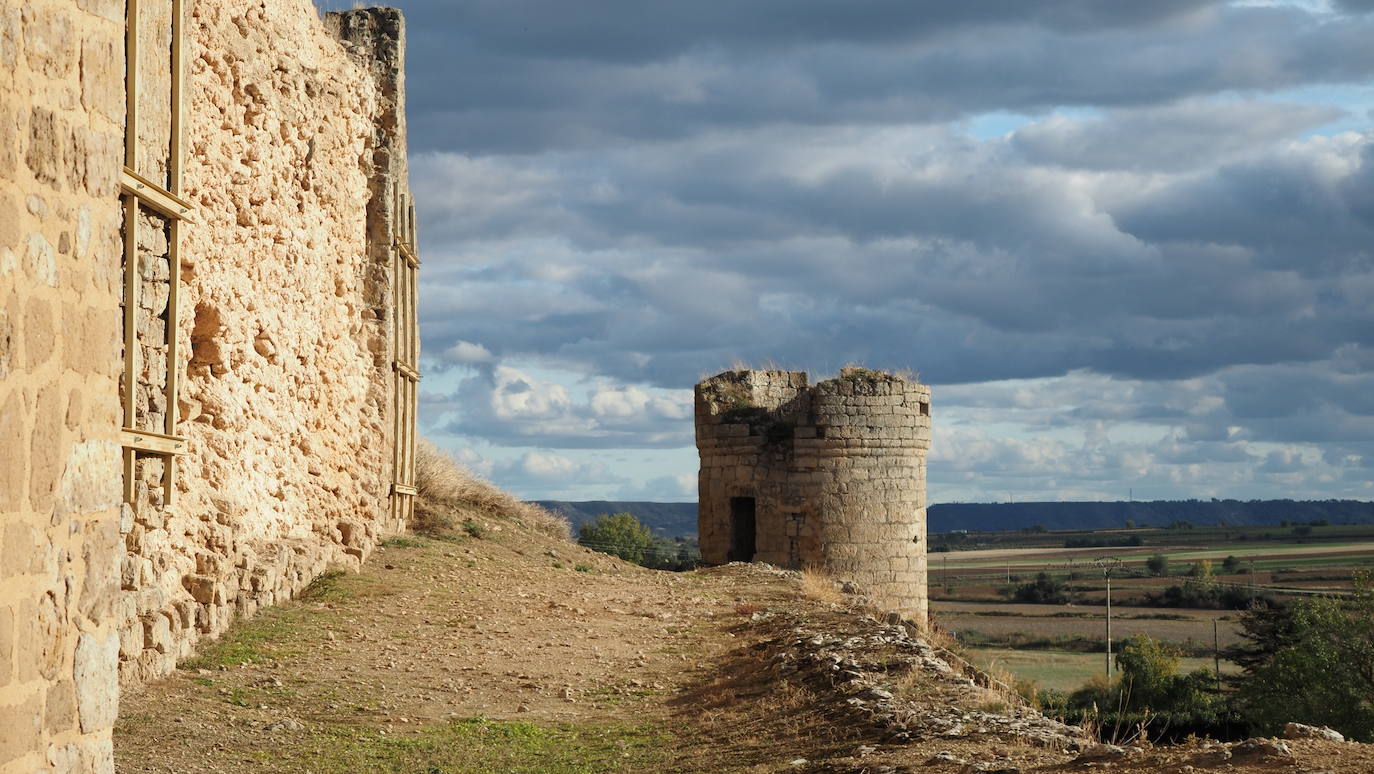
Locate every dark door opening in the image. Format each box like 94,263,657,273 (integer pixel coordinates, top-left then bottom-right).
729,496,757,562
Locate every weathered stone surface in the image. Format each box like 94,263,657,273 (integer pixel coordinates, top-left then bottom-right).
696,368,930,621
4,3,418,771
74,632,119,733
1284,722,1345,743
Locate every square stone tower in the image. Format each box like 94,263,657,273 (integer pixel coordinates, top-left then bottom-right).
695,368,931,622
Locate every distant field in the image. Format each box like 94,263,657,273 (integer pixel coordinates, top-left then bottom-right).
925,522,1371,697
966,647,1238,693
932,540,1374,572
931,601,1242,650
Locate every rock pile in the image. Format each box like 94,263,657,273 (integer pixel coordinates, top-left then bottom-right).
763,608,1089,751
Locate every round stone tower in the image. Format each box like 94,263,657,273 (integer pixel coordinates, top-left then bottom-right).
695,367,932,622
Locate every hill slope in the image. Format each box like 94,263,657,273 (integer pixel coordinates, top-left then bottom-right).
534,499,1374,537
535,500,698,536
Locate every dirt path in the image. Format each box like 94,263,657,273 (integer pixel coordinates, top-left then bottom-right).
113,522,814,772
114,520,1374,773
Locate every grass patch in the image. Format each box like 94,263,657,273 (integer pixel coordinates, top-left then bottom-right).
414,440,571,541
463,519,487,539
382,536,426,549
299,570,352,602
574,563,593,573
179,607,309,670
282,716,670,774
799,566,843,605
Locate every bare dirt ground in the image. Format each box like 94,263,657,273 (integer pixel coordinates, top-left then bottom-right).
114,514,1373,773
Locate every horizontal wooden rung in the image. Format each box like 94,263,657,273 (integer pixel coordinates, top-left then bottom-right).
395,241,420,267
393,361,420,380
392,484,418,496
121,168,194,219
120,428,188,455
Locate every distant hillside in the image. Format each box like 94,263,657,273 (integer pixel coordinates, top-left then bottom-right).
535,501,698,537
929,500,1374,532
533,499,1374,538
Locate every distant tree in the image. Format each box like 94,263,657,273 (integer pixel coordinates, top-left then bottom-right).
1124,519,1137,529
1230,574,1374,741
1146,554,1169,577
1222,555,1241,573
1291,525,1313,537
1188,559,1215,581
578,512,653,564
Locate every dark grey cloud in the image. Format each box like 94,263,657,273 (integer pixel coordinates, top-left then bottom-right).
399,1,1374,153
382,0,1374,500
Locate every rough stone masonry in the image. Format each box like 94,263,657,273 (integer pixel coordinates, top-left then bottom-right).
695,368,932,622
0,2,419,771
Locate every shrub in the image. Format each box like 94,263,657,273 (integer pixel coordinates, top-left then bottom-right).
578,512,653,564
1146,554,1169,577
1012,572,1068,604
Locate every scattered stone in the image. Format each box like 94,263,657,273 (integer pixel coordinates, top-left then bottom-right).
926,751,965,766
1231,738,1293,760
961,763,1020,774
1075,743,1140,762
1284,722,1344,742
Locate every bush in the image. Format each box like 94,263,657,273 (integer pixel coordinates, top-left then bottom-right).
1012,572,1069,604
1146,554,1169,577
1042,634,1238,743
578,512,653,564
1229,573,1374,741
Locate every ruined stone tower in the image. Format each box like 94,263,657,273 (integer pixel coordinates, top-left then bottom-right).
695,368,931,621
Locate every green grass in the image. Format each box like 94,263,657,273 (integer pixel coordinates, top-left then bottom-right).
273,717,671,773
179,606,312,669
968,647,1237,693
383,536,427,549
300,570,353,602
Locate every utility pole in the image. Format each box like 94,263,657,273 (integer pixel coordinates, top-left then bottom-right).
1095,557,1121,680
1213,619,1221,680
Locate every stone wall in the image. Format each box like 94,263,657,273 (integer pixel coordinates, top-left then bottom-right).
1,2,417,771
696,369,931,621
0,0,128,769
113,0,411,686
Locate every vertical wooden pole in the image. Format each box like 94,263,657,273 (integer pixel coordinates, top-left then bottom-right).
125,0,139,169
169,0,183,194
164,217,181,506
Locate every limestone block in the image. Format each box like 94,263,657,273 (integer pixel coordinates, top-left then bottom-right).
74,631,119,733
0,691,43,764
44,678,76,736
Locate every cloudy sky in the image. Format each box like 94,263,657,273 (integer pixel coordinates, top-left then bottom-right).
350,0,1374,503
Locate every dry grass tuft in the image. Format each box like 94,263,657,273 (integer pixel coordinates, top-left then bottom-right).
413,440,571,541
799,566,844,605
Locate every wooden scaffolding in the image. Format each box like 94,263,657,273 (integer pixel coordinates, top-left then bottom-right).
120,0,190,506
391,185,420,525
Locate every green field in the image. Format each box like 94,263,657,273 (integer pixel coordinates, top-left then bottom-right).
968,647,1238,693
